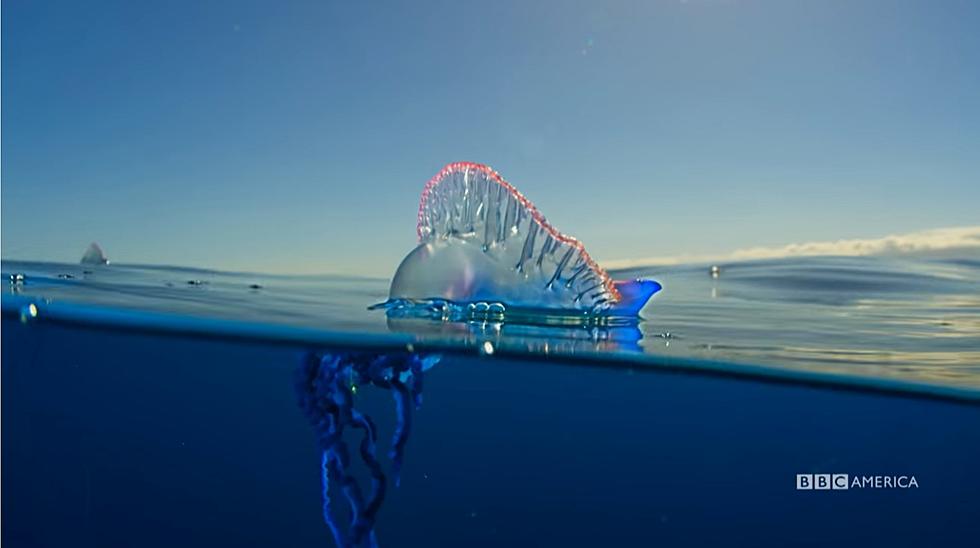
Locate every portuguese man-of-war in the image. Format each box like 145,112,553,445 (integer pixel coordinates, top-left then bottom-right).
295,350,440,548
80,242,109,266
377,162,661,322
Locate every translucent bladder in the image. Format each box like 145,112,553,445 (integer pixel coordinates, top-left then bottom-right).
381,162,661,320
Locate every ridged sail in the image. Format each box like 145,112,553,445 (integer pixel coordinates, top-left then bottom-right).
408,162,620,311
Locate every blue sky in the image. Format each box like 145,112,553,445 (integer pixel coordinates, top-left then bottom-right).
3,0,978,275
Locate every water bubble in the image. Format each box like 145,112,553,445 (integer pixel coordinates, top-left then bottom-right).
655,331,675,347
20,303,38,323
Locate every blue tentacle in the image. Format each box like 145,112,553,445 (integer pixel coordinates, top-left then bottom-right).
295,350,440,547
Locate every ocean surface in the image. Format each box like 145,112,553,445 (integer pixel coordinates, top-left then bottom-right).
3,254,980,546
5,254,980,391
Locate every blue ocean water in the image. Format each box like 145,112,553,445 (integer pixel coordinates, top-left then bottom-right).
3,254,980,546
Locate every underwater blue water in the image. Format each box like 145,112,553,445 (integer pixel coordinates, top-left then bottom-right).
3,254,980,546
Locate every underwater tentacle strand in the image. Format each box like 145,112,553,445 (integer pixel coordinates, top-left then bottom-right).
295,351,440,547
388,378,412,487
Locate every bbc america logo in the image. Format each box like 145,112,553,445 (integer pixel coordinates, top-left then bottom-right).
796,474,919,490
797,474,850,490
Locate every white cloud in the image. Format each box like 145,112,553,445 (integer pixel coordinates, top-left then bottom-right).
603,226,980,270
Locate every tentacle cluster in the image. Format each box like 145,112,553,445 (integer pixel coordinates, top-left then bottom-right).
295,351,438,547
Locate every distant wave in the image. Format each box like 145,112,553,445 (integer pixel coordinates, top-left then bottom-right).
604,226,980,269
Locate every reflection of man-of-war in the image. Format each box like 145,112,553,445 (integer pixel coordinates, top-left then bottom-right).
375,162,662,322
384,315,647,354
295,351,440,547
